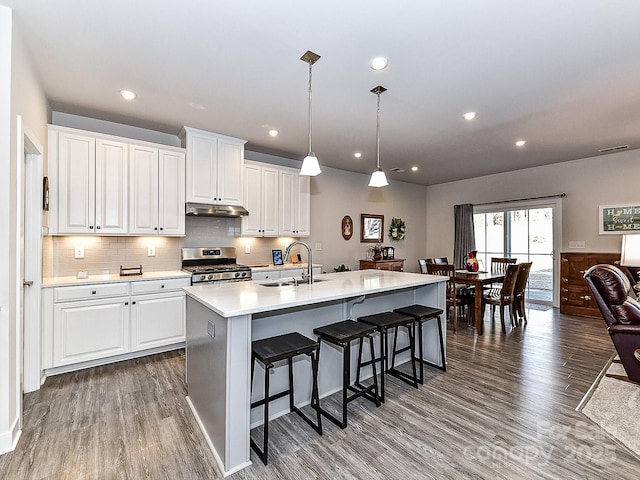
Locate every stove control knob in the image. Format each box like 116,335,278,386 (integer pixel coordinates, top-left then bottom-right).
207,274,214,280
241,272,247,277
199,274,206,281
234,272,240,278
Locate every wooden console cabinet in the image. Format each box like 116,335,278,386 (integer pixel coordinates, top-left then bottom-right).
359,259,405,272
560,252,620,318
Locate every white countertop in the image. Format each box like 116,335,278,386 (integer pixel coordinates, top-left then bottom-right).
185,270,447,317
42,270,190,288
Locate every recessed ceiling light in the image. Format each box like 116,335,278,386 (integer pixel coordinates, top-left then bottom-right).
515,140,526,147
268,129,279,137
463,111,477,121
370,57,388,70
120,90,136,100
411,166,418,172
354,152,362,158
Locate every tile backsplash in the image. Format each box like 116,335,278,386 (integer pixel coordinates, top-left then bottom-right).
42,216,310,278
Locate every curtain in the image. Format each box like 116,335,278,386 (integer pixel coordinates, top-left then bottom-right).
454,204,475,269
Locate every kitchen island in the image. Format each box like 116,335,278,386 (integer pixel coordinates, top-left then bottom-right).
184,270,447,475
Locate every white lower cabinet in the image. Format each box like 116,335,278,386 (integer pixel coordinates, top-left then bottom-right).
53,295,129,367
131,291,186,352
43,277,189,373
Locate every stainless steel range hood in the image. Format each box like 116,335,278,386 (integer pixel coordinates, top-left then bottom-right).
185,202,249,218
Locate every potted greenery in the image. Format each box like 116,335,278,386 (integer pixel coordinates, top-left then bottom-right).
333,264,351,272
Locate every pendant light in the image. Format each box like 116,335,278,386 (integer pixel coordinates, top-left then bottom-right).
369,85,389,187
299,50,321,176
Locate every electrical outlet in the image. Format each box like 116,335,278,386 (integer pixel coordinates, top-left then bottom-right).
245,244,251,254
569,240,586,249
74,246,84,259
148,245,156,257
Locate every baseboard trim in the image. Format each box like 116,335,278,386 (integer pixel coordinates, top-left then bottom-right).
0,416,22,456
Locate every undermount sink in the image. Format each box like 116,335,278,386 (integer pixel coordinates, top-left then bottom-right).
260,278,329,287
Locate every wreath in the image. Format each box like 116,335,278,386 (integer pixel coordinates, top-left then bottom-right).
388,217,406,241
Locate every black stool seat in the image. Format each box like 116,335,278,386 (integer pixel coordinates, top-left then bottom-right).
250,332,322,465
253,332,319,363
313,320,380,429
394,304,446,383
358,311,419,401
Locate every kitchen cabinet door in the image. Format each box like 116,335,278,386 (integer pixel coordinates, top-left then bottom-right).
95,139,128,234
130,291,186,351
158,149,185,236
129,144,160,235
279,168,310,236
217,138,244,205
52,296,129,367
242,162,278,236
57,131,96,233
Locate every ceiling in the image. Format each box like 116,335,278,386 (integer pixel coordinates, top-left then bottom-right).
4,0,640,186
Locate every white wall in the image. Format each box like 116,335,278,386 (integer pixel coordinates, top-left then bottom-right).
0,6,49,454
425,148,640,260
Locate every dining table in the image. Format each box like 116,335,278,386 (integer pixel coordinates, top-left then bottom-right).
453,270,505,335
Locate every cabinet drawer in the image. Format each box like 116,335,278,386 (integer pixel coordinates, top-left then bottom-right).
130,277,190,295
54,282,130,302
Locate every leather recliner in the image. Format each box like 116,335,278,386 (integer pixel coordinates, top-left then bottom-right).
584,264,640,383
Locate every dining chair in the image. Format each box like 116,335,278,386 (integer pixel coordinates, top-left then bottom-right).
417,258,428,274
512,262,533,325
486,257,518,292
426,257,449,265
425,263,473,332
482,263,520,333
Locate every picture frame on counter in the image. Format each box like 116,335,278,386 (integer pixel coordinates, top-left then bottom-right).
272,249,284,265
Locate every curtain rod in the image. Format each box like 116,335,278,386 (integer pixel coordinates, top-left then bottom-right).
474,193,566,207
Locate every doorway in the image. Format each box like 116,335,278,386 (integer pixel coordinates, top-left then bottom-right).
474,197,562,307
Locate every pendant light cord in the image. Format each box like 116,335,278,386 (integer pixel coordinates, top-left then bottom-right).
376,91,381,169
307,60,313,156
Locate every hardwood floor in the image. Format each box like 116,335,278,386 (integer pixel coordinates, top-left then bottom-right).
1,307,638,479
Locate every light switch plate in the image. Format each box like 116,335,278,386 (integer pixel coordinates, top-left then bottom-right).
74,246,84,259
315,243,322,251
569,240,586,249
148,245,156,257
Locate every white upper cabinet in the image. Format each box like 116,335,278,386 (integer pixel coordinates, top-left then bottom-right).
279,167,310,236
242,161,279,236
48,125,184,236
180,126,246,206
129,144,185,236
53,130,128,234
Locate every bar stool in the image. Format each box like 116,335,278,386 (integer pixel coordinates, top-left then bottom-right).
357,311,418,402
250,332,322,465
313,320,380,429
393,304,446,383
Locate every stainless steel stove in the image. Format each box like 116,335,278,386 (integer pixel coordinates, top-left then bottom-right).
182,247,251,285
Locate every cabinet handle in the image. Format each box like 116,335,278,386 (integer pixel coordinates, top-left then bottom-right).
562,258,568,262
160,227,164,231
89,226,94,229
154,227,158,231
92,290,97,294
132,301,136,305
579,270,586,274
96,226,101,230
161,284,165,288
562,288,568,292
579,295,591,301
562,278,568,283
125,301,129,305
562,297,568,301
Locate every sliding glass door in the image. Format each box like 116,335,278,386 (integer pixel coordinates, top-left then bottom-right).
474,198,562,306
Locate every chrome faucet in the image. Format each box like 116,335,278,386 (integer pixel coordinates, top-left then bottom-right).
284,241,313,284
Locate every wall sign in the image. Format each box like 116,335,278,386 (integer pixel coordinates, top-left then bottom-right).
599,204,640,234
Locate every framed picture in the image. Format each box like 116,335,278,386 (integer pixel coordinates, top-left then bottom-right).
599,204,640,234
272,249,284,265
361,214,384,243
342,215,353,240
42,176,49,211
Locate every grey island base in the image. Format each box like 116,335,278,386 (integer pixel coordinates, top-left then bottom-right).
184,270,447,475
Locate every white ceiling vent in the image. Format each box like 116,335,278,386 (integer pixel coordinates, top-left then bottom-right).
390,167,405,173
598,145,629,154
